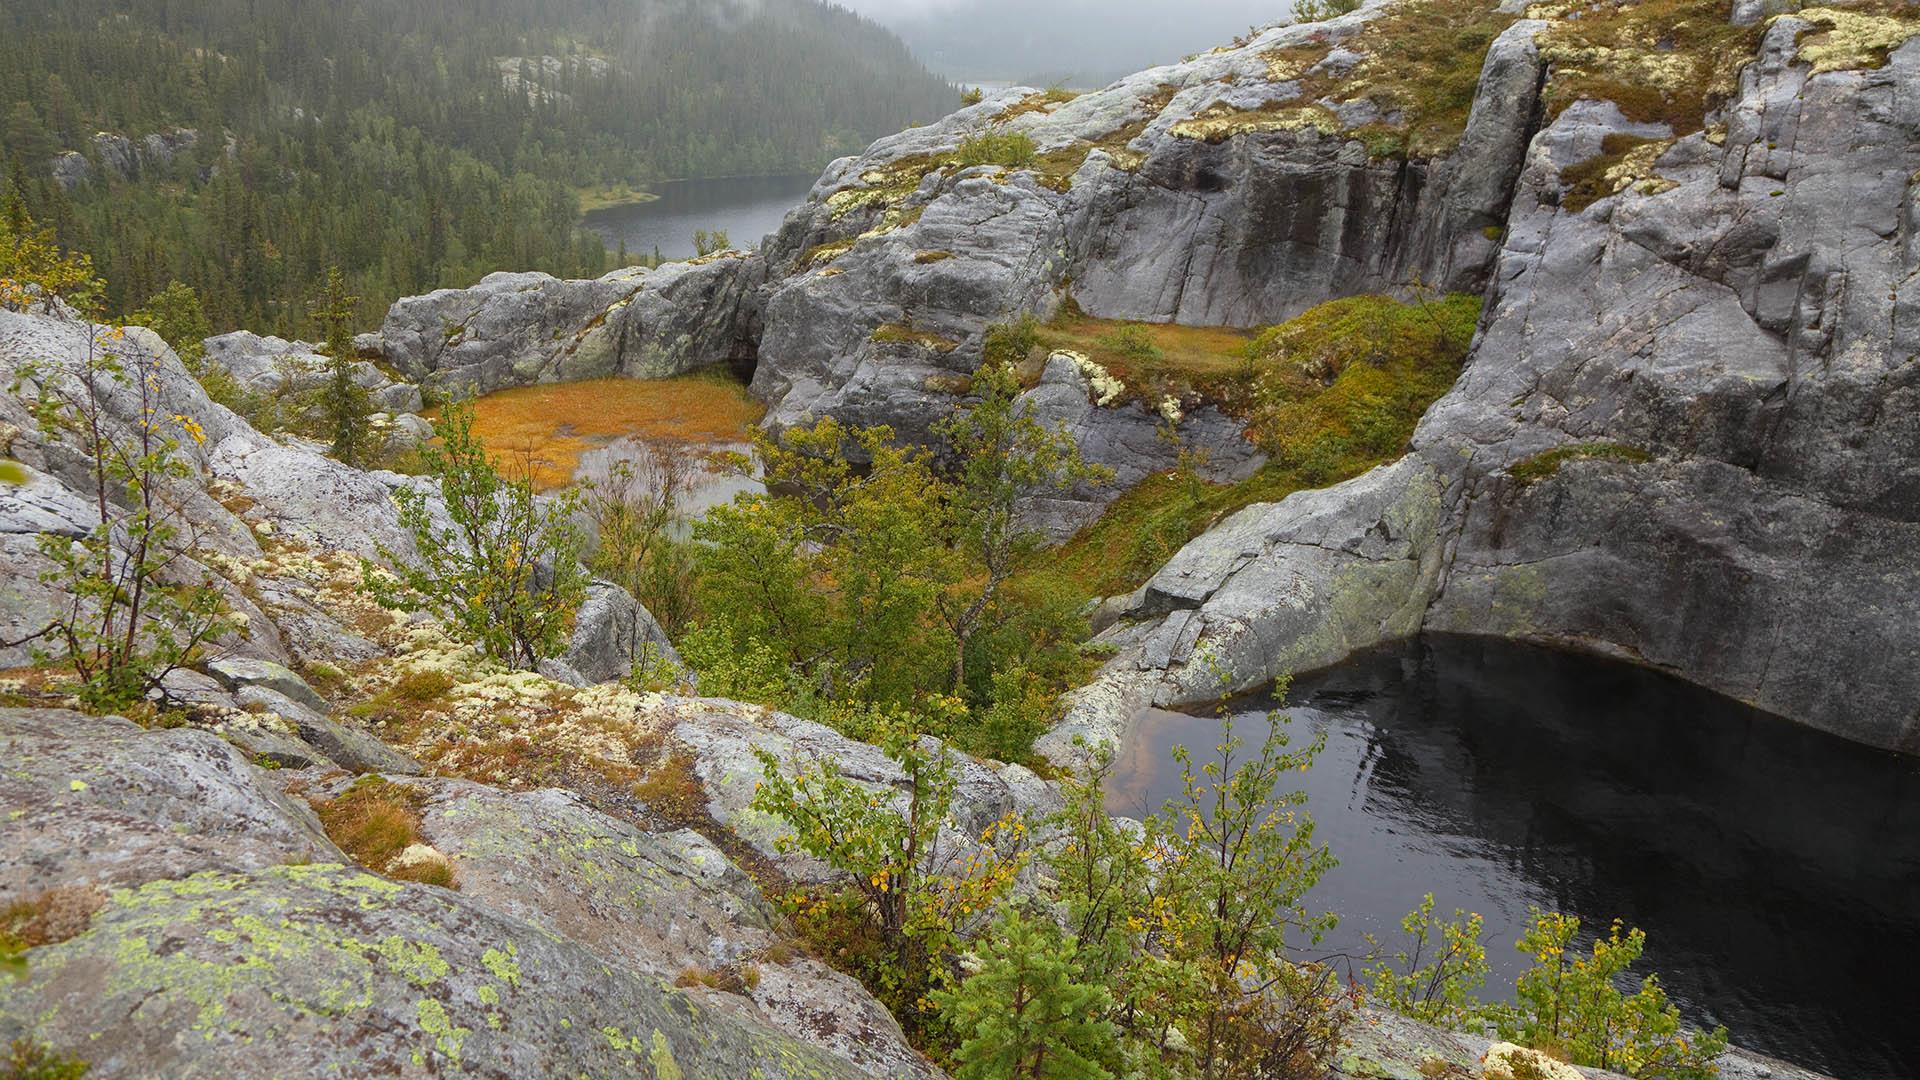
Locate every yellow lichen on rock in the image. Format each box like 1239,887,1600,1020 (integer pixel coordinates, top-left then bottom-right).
1528,0,1763,133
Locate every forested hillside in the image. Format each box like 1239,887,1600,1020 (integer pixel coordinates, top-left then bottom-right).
0,0,952,334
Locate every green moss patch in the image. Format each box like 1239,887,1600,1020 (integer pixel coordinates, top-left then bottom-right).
1035,303,1261,403
1509,441,1652,485
870,322,961,353
1016,293,1481,600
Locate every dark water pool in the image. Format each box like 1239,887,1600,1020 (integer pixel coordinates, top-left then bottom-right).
1104,635,1920,1079
581,173,816,261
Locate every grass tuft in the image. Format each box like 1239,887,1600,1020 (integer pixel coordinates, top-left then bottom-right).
309,776,456,888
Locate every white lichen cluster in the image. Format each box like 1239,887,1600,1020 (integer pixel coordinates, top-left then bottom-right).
1055,350,1125,405
1158,395,1184,425
392,842,451,872
1481,1042,1583,1080
1787,7,1920,75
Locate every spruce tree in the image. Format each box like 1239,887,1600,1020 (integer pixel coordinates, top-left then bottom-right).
311,267,371,466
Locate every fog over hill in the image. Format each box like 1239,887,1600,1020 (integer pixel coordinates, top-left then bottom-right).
834,0,1296,84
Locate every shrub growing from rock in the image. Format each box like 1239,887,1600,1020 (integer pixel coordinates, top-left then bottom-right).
956,130,1038,169
8,322,233,711
366,399,587,670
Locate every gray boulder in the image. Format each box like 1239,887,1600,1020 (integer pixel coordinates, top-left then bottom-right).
564,580,681,684
234,685,422,775
206,655,328,711
0,863,867,1079
0,709,342,897
664,697,1062,881
317,775,938,1078
369,258,760,396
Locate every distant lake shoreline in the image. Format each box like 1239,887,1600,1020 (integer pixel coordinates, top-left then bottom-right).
581,173,819,262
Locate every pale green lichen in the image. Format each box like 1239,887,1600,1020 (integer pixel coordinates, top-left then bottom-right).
482,942,521,986
415,997,470,1065
1787,6,1920,74
649,1029,685,1080
1168,102,1341,142
375,935,450,988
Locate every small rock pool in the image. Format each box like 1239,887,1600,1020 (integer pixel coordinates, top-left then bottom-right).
1105,635,1920,1079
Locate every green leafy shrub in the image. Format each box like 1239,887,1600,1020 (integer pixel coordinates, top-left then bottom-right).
1031,700,1347,1078
1096,324,1164,366
2,1040,89,1080
580,446,698,635
0,195,99,312
983,314,1042,369
688,395,1099,763
749,724,1028,1036
366,399,588,670
1494,912,1727,1080
11,327,233,711
1364,893,1490,1028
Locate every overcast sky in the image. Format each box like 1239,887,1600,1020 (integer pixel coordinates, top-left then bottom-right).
834,0,1283,17
828,0,1298,84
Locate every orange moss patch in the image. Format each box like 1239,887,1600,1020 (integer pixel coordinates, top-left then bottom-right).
445,371,763,490
1038,305,1258,402
309,776,456,888
1,886,105,952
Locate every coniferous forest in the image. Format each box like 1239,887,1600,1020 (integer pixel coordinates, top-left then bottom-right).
0,0,953,334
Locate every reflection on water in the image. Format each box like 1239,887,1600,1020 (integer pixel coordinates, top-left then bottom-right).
581,174,817,261
1107,635,1920,1079
575,437,762,531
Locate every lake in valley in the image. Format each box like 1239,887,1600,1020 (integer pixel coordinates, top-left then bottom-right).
581,174,818,261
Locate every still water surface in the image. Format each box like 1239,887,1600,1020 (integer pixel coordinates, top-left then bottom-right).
1107,635,1920,1079
581,174,816,261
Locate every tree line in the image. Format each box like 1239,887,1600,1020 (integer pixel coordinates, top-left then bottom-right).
0,0,953,336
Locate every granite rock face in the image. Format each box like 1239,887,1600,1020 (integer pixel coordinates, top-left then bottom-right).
1055,24,1920,760
0,707,896,1079
301,772,940,1079
48,128,203,190
367,256,762,396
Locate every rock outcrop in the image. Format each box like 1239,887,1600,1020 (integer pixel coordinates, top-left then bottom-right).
1053,18,1920,761
368,256,762,395
0,710,869,1079
746,5,1544,453
49,128,204,190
